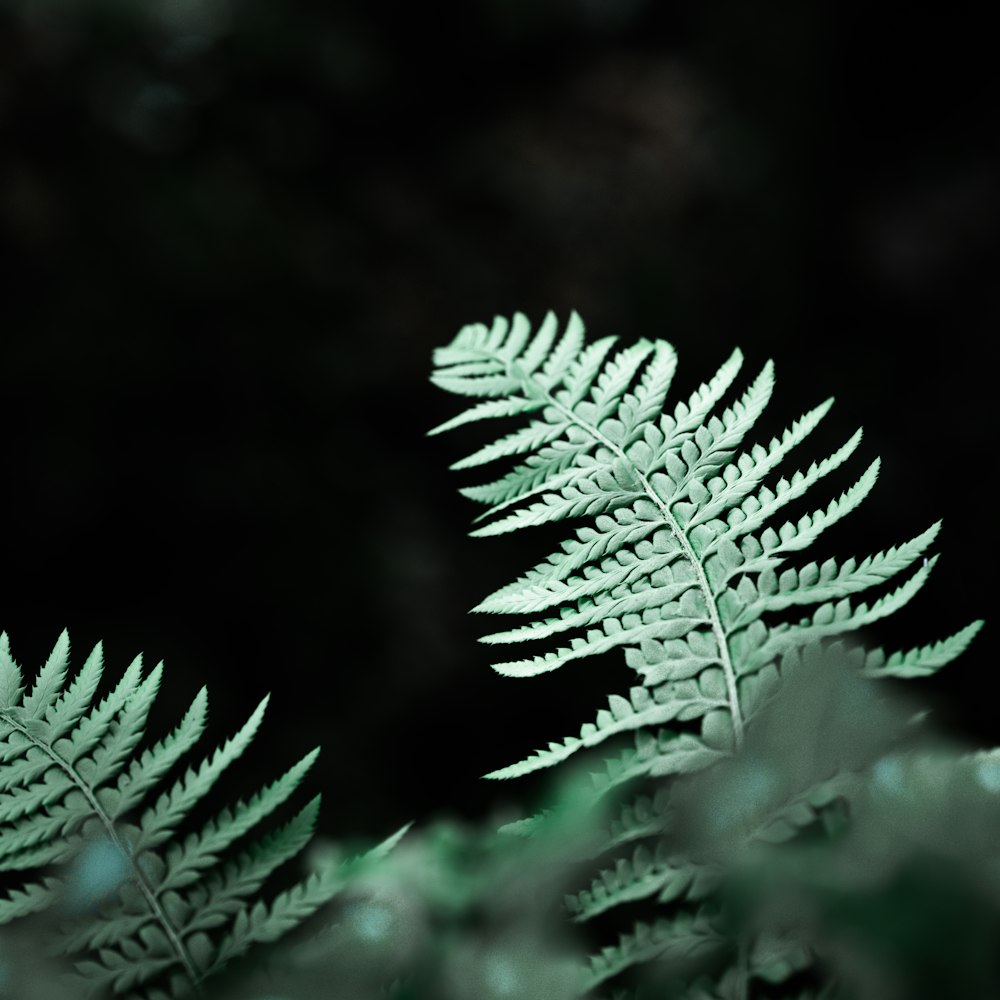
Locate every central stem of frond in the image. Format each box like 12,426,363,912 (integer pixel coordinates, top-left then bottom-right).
536,389,746,750
0,711,205,997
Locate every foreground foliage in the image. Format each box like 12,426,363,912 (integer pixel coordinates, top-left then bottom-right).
0,310,993,999
0,633,400,999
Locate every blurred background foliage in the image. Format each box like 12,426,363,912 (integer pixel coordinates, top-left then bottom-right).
0,0,996,844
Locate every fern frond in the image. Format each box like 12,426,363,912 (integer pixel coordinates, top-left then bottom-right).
0,632,362,999
434,314,976,766
432,312,982,996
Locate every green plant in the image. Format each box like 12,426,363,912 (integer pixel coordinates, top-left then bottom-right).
0,309,991,1000
0,631,392,999
430,311,984,996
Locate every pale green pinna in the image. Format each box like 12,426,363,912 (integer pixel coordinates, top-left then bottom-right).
431,311,982,996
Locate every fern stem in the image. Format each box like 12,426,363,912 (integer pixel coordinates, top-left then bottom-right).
1,710,206,997
631,472,746,748
535,393,746,749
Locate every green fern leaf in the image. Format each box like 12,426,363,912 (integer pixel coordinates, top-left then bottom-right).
0,633,362,998
433,312,976,771
433,311,982,996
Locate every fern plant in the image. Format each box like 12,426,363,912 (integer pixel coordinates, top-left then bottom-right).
0,630,376,1000
430,311,983,997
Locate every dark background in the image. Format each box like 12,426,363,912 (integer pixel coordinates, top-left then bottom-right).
0,1,996,841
